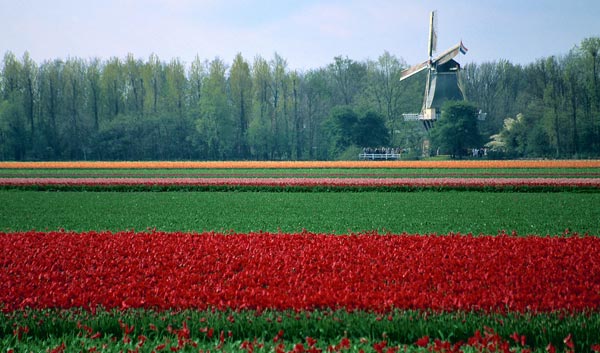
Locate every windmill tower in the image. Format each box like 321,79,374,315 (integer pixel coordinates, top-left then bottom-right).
401,11,469,131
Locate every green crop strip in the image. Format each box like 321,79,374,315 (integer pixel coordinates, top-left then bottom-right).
1,191,598,235
1,308,598,352
2,183,599,192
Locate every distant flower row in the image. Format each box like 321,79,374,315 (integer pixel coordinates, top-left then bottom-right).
0,168,600,178
4,171,600,178
1,177,599,191
1,160,600,169
1,230,599,313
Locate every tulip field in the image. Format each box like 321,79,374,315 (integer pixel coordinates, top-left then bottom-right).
1,160,600,352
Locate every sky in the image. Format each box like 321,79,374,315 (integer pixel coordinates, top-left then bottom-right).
1,0,599,71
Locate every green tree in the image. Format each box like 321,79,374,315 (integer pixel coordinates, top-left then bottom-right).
197,57,232,159
145,54,163,115
487,113,552,158
0,97,26,160
250,55,274,159
165,58,187,119
290,70,304,159
270,53,291,158
430,101,481,158
366,52,403,143
354,111,389,147
101,57,124,119
487,114,528,157
38,59,64,159
581,38,600,109
0,52,27,160
87,58,102,132
229,53,252,158
21,52,37,142
544,56,569,157
124,53,143,116
323,108,390,158
563,51,583,155
247,112,271,160
461,61,524,138
63,58,89,159
188,55,206,113
323,106,358,157
580,37,600,152
328,56,367,106
302,68,331,159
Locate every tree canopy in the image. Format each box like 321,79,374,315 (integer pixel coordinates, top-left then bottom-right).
1,36,599,160
429,101,481,158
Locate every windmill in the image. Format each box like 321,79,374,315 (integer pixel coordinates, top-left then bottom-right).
401,11,469,131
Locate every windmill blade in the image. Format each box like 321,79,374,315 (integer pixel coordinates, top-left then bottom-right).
428,10,438,57
399,60,430,81
432,41,468,66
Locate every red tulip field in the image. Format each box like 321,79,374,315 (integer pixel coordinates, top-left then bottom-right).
1,161,600,352
3,230,599,313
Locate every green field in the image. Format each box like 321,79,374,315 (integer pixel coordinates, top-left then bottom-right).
1,191,598,235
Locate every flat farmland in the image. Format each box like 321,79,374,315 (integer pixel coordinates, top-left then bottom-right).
1,160,600,352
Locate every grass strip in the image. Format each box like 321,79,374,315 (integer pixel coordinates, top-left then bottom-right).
1,183,599,192
1,191,598,235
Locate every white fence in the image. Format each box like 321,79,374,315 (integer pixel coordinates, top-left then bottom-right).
358,153,400,160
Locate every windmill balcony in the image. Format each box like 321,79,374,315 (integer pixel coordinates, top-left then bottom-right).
402,111,436,121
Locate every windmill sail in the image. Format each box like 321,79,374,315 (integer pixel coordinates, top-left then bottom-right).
433,41,468,66
428,11,437,57
399,60,429,81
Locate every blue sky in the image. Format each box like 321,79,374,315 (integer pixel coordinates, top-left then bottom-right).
1,0,599,70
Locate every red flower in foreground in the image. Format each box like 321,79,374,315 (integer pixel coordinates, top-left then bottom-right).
48,342,66,353
564,334,575,352
415,336,429,347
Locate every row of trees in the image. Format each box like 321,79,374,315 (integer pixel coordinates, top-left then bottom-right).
0,51,422,161
461,37,600,158
1,36,599,160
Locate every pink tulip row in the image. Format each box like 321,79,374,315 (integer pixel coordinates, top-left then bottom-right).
1,177,599,189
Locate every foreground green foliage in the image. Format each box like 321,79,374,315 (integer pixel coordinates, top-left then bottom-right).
1,308,598,352
1,191,599,235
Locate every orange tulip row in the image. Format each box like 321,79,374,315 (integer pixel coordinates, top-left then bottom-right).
1,160,600,169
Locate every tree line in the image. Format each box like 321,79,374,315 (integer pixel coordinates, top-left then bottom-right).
1,36,599,161
462,37,600,158
0,51,423,161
